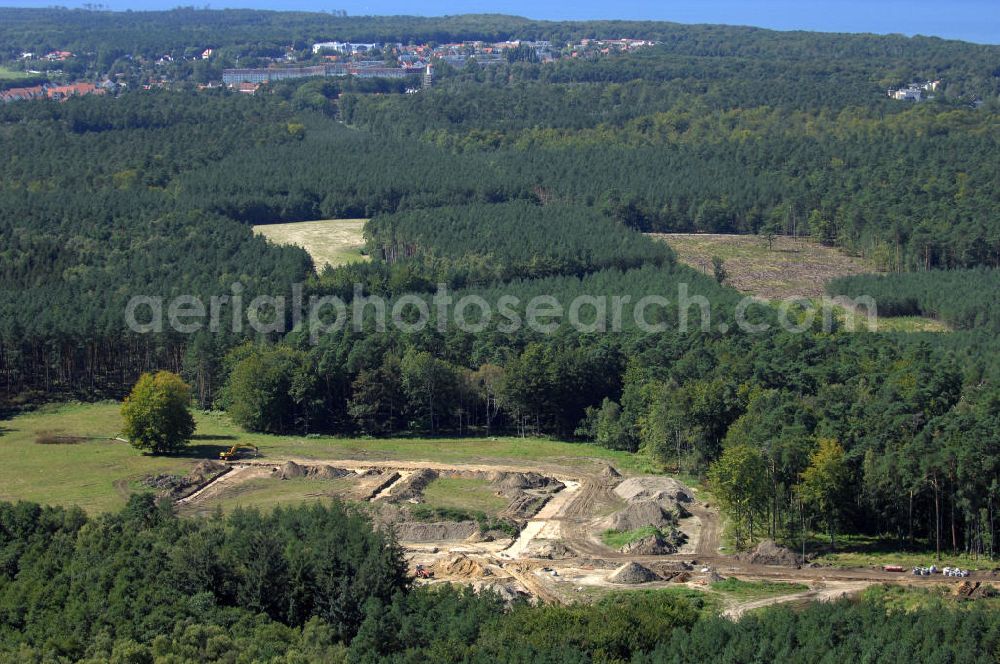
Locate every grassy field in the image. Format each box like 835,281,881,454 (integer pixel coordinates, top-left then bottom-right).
254,218,368,268
422,477,509,515
709,578,809,601
652,233,874,300
0,402,646,513
651,233,949,332
788,533,989,570
0,65,31,80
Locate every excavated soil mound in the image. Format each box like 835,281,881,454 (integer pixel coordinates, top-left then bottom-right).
434,554,493,578
955,581,998,599
396,521,477,542
672,571,692,583
388,468,439,501
735,540,801,566
619,532,678,555
495,472,564,496
145,461,229,500
502,493,549,520
191,460,226,478
605,501,677,531
310,465,350,480
614,477,693,504
600,464,623,480
473,581,527,604
707,571,726,583
608,562,660,585
275,461,308,479
526,541,575,559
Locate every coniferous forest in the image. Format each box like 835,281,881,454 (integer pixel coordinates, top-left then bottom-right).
1,7,1000,661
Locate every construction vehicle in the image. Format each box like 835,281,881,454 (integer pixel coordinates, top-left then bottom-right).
415,564,434,579
219,444,259,461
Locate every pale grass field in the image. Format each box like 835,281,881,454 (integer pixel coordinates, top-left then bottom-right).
651,233,949,332
254,218,369,269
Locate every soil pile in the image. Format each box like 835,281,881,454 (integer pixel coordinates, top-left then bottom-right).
191,460,226,479
396,521,477,542
619,532,679,555
142,474,187,491
310,465,350,480
735,540,800,566
707,570,726,583
495,472,564,496
434,554,492,578
608,562,660,585
614,477,693,505
275,461,308,479
527,541,575,559
605,501,677,531
387,469,439,501
502,493,549,520
955,581,998,599
473,581,527,604
600,464,623,480
144,461,229,500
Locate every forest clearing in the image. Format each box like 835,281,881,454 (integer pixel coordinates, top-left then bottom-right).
254,218,369,268
654,233,951,332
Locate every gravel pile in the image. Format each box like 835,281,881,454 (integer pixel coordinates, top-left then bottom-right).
608,562,660,584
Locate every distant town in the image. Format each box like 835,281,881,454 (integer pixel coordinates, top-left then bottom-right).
0,38,658,101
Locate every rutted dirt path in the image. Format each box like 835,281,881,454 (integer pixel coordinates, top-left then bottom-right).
722,581,871,620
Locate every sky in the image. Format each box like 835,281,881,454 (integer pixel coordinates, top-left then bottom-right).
7,0,1000,44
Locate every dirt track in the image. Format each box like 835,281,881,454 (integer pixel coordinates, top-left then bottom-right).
177,454,992,611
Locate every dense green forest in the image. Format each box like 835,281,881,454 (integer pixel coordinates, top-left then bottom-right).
2,497,999,663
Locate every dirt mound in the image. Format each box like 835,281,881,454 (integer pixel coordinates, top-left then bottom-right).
275,461,308,479
434,554,492,578
502,493,549,520
707,570,726,583
527,541,575,559
614,477,693,504
494,472,564,496
955,581,998,599
619,532,678,555
473,581,528,604
144,461,229,500
310,465,350,480
672,571,692,583
395,521,477,542
191,460,226,478
735,540,800,567
608,562,660,585
142,474,187,491
388,468,439,501
605,501,677,531
600,464,622,480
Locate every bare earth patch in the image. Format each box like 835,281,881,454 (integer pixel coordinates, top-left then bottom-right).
650,233,874,300
254,218,368,269
651,233,950,332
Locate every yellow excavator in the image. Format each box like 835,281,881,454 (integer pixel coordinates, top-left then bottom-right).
219,444,259,461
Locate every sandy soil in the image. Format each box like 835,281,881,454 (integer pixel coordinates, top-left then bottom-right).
176,455,988,611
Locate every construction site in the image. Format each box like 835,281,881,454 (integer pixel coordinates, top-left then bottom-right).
161,452,999,614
